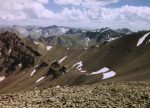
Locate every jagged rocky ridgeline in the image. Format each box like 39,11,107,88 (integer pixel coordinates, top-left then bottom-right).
0,32,36,75
0,31,66,77
0,25,132,47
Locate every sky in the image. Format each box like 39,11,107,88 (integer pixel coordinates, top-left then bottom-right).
0,0,150,31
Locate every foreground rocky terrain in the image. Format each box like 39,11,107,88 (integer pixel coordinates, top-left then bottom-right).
0,81,150,108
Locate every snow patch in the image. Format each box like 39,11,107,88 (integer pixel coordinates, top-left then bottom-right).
137,32,150,46
73,61,83,70
102,71,116,80
35,64,40,68
59,56,67,63
107,37,119,42
34,41,39,45
8,49,12,54
18,63,22,67
80,70,86,73
36,76,45,83
0,76,5,82
87,67,109,75
85,37,91,46
87,67,116,80
31,69,36,77
69,61,86,73
47,46,52,51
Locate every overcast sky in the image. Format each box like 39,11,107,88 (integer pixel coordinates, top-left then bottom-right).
0,0,150,31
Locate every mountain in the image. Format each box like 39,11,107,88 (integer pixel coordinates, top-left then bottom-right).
0,25,70,38
39,36,79,46
116,28,132,34
0,25,87,47
36,27,132,47
65,28,85,36
38,35,91,47
82,27,126,43
0,30,150,94
0,26,133,47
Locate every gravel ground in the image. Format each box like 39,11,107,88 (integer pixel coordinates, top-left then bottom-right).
0,81,150,108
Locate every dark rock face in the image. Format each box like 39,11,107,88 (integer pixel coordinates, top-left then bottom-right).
0,32,40,76
46,61,66,79
96,29,121,42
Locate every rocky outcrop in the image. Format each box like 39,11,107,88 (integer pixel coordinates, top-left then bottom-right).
35,60,48,70
46,61,66,79
0,32,40,76
0,82,149,108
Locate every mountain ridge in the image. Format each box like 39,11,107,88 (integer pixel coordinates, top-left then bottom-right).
0,25,133,47
0,30,150,93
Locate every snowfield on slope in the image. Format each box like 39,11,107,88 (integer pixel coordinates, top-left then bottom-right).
0,76,5,82
87,67,109,75
107,37,119,42
34,41,39,45
59,56,67,63
47,46,52,51
18,63,22,67
102,71,116,79
87,67,116,80
31,69,37,77
68,61,86,73
36,76,45,83
73,61,83,70
8,49,12,54
137,32,150,46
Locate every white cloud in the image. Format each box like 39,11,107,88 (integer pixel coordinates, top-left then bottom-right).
0,0,54,21
54,0,119,7
53,0,150,30
54,0,82,5
101,5,150,23
56,5,150,23
56,7,88,21
0,0,150,31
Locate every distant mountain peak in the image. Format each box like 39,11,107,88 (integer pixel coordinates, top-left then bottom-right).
116,28,132,34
